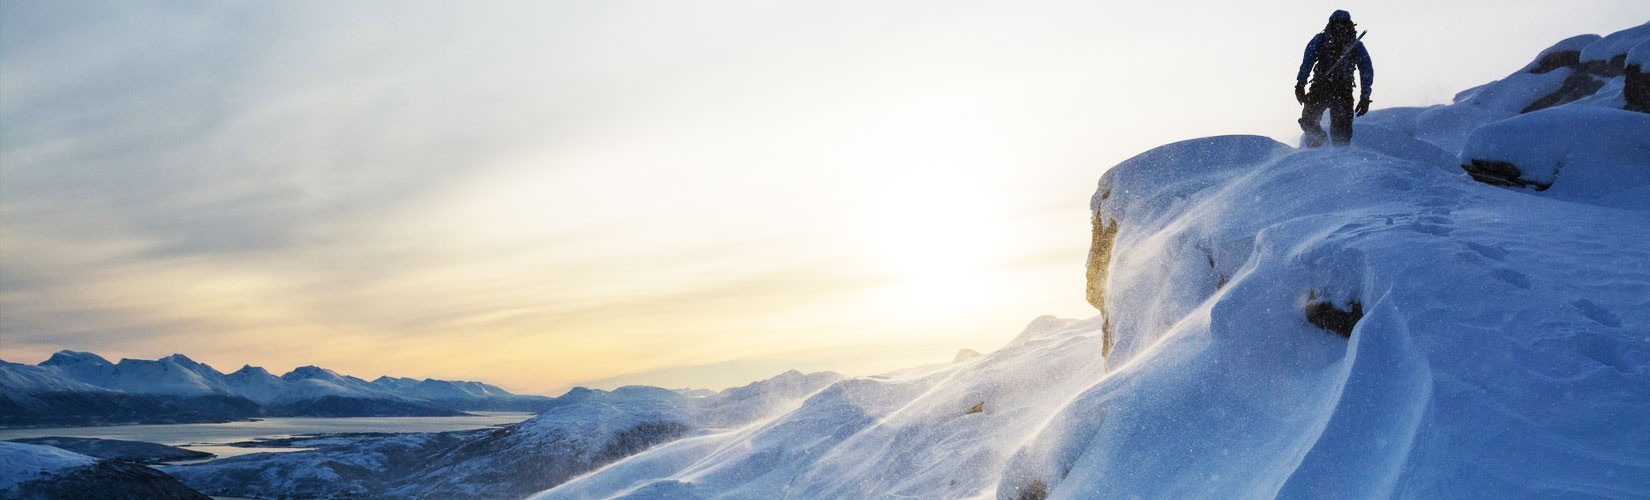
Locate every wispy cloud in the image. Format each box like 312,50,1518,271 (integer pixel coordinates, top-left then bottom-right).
4,0,1644,393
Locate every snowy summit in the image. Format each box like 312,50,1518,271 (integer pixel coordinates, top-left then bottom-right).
529,22,1650,500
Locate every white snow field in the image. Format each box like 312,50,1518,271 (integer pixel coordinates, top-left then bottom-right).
534,23,1650,500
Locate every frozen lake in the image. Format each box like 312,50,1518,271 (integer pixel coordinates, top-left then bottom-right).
0,412,533,461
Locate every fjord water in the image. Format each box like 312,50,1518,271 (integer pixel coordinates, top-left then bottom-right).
0,412,532,461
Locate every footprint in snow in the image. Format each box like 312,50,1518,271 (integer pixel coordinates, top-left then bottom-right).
1467,242,1509,261
1571,299,1622,328
1490,269,1532,289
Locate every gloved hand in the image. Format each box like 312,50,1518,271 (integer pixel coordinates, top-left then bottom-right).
1356,97,1371,116
1295,83,1307,104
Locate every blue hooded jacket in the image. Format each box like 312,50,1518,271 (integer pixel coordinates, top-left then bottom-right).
1297,11,1373,99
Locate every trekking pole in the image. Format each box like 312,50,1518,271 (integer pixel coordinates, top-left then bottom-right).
1308,30,1368,86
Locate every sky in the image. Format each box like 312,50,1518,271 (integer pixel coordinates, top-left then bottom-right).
2,0,1645,395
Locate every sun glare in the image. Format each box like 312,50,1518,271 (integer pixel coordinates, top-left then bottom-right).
868,146,1007,317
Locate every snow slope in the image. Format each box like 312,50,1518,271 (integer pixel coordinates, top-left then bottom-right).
167,370,842,499
537,317,1107,499
535,23,1650,500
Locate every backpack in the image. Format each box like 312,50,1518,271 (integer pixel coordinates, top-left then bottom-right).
1313,25,1360,86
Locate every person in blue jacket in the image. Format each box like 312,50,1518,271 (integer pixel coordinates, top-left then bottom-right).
1295,10,1373,147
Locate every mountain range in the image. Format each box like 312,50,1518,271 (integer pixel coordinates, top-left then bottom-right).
0,351,553,427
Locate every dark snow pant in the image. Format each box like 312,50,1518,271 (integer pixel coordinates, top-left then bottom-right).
1300,85,1354,147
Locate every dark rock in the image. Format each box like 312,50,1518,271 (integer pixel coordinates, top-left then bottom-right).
1012,479,1049,500
1461,160,1552,191
1529,50,1580,74
1523,50,1634,114
1523,70,1605,113
1086,213,1121,356
1306,300,1363,338
1626,63,1649,113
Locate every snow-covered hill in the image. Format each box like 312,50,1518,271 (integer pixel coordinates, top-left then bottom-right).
531,22,1650,500
538,317,1107,499
166,370,842,499
0,441,208,499
0,351,553,426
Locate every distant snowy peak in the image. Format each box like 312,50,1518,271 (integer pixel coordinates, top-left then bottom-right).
157,354,221,376
222,365,289,404
87,357,232,396
0,361,110,394
40,350,111,368
281,365,348,382
228,364,273,377
37,350,116,383
369,375,518,401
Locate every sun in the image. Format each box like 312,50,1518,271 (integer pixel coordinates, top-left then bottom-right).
867,158,1007,317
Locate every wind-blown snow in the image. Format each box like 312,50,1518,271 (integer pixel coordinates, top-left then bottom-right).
1005,23,1650,499
530,22,1650,500
537,316,1107,499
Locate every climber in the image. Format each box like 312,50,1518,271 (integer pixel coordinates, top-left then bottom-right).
1296,10,1374,147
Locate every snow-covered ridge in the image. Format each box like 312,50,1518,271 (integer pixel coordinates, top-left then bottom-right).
529,23,1649,499
1010,23,1650,498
